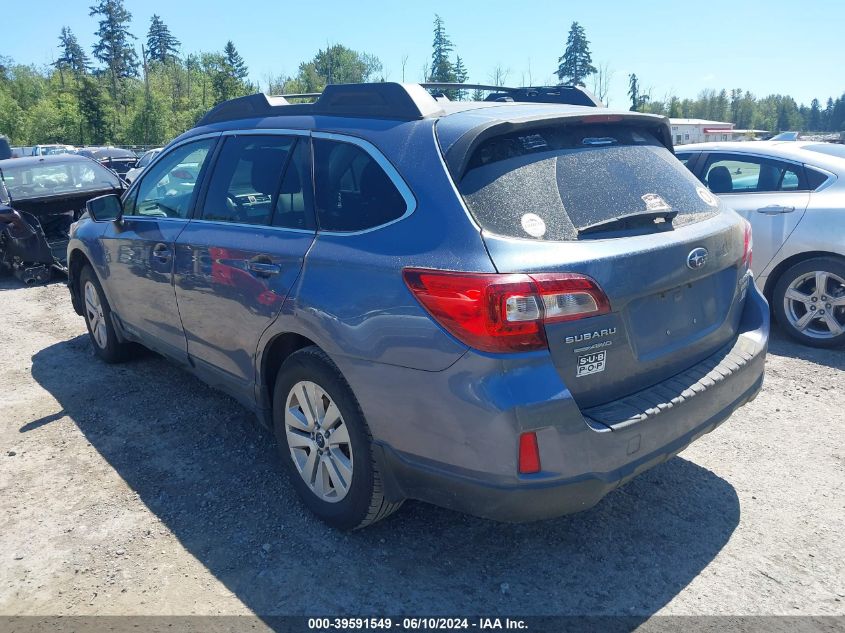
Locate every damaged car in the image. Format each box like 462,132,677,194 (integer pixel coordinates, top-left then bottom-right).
0,154,124,284
77,146,138,179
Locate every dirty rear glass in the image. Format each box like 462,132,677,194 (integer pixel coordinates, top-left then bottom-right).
458,124,721,241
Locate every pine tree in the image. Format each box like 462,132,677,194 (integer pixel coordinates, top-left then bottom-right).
77,75,109,144
832,94,845,132
147,14,180,64
208,42,251,104
89,0,139,101
430,14,459,100
453,56,468,101
808,98,821,131
224,41,248,80
824,97,835,131
55,27,90,75
430,15,455,83
556,22,597,86
628,73,639,111
668,96,681,118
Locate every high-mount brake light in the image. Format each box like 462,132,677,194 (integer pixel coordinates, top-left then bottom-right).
579,114,624,124
402,269,611,353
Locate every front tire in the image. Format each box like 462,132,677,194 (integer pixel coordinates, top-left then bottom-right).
272,346,402,529
772,256,845,348
79,265,132,362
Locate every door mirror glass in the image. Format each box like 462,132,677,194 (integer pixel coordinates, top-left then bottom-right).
86,194,123,222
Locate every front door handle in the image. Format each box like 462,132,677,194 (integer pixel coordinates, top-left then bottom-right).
756,205,795,215
247,258,281,277
152,243,172,262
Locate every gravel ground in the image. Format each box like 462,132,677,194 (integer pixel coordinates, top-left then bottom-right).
0,276,843,618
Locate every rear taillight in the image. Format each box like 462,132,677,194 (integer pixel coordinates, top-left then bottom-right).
742,220,753,268
402,268,611,353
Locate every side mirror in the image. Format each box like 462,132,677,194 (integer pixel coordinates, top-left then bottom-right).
86,194,123,222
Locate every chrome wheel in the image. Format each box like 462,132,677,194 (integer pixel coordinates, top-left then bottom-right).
285,380,353,503
783,270,845,339
84,280,108,349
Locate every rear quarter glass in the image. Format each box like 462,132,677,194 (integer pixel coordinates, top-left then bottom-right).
458,124,722,241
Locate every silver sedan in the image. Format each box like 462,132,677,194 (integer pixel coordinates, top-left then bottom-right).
678,141,845,348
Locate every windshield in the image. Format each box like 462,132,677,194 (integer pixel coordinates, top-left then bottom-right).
138,150,160,167
0,160,121,199
43,146,72,155
459,123,722,241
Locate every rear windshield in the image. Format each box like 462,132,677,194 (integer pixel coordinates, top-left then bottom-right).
802,143,845,160
458,124,722,241
0,160,122,199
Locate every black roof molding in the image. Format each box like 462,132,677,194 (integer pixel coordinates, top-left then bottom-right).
197,83,445,126
421,83,604,107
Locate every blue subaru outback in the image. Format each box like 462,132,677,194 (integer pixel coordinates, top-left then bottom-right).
67,83,769,529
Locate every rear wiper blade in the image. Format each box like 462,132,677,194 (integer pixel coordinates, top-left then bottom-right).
577,210,678,237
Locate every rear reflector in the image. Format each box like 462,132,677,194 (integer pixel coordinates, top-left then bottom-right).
742,219,753,268
518,432,541,474
403,268,610,353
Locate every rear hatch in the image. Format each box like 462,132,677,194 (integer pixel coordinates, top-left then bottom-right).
441,112,751,409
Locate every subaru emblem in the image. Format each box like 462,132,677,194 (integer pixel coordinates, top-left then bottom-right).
687,247,708,270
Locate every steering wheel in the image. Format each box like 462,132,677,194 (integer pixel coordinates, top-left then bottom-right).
226,194,247,222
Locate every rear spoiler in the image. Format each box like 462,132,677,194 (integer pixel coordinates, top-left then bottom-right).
443,112,674,180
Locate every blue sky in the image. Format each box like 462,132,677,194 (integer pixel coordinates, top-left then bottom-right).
5,0,844,107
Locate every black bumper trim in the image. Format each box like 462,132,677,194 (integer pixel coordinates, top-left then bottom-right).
583,336,759,430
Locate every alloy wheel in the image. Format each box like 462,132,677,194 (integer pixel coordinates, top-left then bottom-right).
285,380,354,503
783,270,845,339
84,281,108,349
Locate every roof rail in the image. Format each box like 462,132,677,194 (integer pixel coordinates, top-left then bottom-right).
421,83,603,107
197,82,445,126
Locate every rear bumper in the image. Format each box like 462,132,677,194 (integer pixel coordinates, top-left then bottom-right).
375,281,769,522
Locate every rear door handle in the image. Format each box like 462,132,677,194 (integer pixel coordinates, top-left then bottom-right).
247,258,281,277
756,205,795,215
152,243,172,261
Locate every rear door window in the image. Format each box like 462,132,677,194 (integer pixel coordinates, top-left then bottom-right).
272,139,315,230
313,138,408,232
458,124,721,241
200,135,295,226
702,154,805,194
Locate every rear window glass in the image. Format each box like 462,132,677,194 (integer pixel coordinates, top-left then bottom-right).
802,143,845,160
458,124,722,241
0,160,122,199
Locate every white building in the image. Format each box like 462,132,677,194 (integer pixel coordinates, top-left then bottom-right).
669,119,735,145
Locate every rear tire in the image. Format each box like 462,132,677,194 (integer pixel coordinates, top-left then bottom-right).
79,265,132,362
772,256,845,348
272,346,402,529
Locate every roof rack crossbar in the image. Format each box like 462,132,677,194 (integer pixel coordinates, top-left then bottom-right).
197,82,445,126
196,81,604,127
422,82,603,107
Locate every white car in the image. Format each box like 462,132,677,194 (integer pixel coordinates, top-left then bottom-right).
678,141,845,347
32,144,76,156
124,148,162,184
